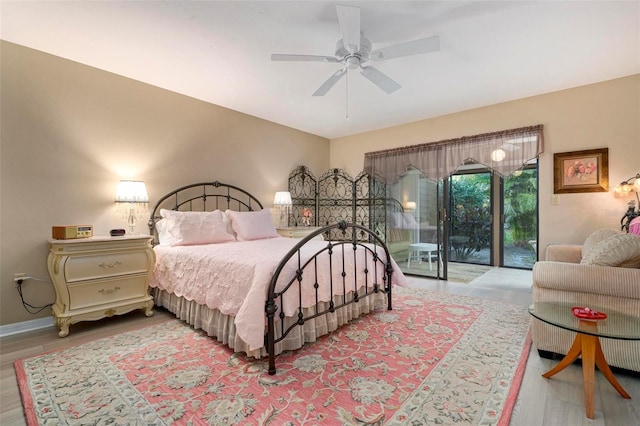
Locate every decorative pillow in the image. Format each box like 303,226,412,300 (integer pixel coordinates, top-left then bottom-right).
582,228,620,259
161,209,235,246
580,233,640,268
221,210,235,237
389,212,403,228
155,218,175,247
629,216,640,236
225,209,279,241
402,213,419,229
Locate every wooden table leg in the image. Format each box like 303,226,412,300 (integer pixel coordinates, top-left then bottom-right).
594,338,631,399
541,323,631,420
542,333,583,378
580,333,596,419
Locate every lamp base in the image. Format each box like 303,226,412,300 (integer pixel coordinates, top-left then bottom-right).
127,206,137,235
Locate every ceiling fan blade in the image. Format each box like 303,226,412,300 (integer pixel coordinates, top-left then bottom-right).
271,54,339,63
336,5,360,54
313,68,347,96
370,35,440,61
360,66,401,94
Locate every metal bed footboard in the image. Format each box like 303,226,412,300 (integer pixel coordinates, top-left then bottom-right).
265,221,393,375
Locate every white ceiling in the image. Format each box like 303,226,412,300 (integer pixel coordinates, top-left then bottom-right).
1,1,638,139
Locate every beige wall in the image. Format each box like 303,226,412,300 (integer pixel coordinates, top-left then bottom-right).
330,74,640,258
0,41,329,326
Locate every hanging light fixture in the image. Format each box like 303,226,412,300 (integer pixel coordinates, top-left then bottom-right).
491,149,506,162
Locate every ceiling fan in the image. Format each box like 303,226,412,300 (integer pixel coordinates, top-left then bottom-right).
271,5,440,96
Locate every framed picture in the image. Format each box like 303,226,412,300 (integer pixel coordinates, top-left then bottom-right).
553,148,608,194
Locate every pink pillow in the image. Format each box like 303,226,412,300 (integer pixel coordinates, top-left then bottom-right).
225,209,279,241
629,216,640,236
161,209,235,246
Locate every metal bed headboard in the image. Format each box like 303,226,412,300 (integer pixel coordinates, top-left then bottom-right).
148,181,263,245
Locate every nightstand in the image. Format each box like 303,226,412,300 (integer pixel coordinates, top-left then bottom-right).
47,235,156,337
276,226,324,240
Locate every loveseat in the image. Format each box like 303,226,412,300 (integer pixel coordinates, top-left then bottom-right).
531,229,640,373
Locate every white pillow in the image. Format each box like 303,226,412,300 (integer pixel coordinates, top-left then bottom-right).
390,212,403,228
155,218,175,247
162,209,235,246
581,233,640,268
221,210,235,237
402,213,419,229
225,209,279,241
582,228,620,259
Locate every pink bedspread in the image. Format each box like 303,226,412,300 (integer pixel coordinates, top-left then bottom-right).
150,237,407,350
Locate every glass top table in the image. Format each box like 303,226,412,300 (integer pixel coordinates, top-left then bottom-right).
528,302,640,419
529,302,640,340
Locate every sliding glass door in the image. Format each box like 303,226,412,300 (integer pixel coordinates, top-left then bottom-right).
387,162,538,279
500,165,538,268
448,171,493,265
388,169,444,279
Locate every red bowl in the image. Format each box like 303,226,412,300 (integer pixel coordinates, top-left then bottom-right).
572,306,607,320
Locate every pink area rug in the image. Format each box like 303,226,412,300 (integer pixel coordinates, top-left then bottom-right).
16,287,531,425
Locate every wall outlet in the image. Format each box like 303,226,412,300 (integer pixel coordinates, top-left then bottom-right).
13,273,26,282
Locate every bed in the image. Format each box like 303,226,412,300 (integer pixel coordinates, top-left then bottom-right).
147,181,406,374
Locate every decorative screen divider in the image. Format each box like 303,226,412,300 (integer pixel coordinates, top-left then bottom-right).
288,165,317,228
287,166,387,242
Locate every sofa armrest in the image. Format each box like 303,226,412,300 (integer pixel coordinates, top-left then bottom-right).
533,261,640,300
545,244,582,263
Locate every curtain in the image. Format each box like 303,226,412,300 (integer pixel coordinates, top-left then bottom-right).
363,125,544,183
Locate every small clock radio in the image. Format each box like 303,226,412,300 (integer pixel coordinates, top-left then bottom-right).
52,225,93,239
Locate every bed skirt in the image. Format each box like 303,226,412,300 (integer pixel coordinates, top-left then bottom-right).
152,288,388,359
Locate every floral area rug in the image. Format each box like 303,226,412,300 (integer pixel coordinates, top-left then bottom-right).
16,287,531,425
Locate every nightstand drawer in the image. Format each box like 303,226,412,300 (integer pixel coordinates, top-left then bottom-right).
65,251,151,282
67,276,147,310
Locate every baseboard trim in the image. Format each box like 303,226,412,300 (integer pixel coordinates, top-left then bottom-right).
0,317,54,338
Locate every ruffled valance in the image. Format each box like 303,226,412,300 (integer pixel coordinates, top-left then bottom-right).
364,125,544,183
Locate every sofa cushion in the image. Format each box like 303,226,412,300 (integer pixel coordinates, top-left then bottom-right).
582,228,620,259
580,233,640,268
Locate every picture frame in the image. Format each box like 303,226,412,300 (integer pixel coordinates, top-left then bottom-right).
553,148,608,194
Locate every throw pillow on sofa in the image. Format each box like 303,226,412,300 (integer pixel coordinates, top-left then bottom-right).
581,228,620,259
581,233,640,268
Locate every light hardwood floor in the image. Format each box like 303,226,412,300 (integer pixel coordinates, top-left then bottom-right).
1,268,638,425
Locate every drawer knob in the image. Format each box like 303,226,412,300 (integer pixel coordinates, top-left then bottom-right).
98,286,121,295
99,261,122,269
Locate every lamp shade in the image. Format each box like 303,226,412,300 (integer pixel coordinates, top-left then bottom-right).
115,180,149,203
273,191,292,206
405,201,416,210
